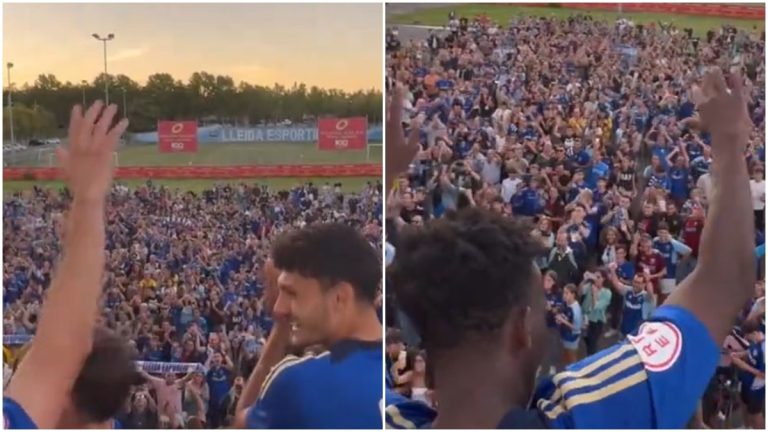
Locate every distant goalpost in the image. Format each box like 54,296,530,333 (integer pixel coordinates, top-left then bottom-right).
366,142,382,162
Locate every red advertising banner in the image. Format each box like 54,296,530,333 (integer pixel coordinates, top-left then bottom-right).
4,164,381,181
158,121,198,153
318,117,368,151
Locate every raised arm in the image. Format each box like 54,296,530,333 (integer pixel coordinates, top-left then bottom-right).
235,259,291,427
666,69,756,344
386,84,421,194
5,102,128,429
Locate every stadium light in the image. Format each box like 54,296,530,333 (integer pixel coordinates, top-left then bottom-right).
92,33,115,105
6,62,14,146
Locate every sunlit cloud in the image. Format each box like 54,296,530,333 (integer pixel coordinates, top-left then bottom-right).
109,47,149,63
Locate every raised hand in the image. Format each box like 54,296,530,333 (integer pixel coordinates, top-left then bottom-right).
690,68,752,150
56,101,129,203
385,84,420,191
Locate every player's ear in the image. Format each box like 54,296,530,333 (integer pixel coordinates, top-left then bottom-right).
331,281,355,309
503,306,532,354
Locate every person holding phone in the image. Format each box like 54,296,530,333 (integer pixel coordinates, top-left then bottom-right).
579,269,612,355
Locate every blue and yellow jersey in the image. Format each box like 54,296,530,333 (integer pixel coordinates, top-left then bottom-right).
3,397,37,429
246,339,383,429
532,305,718,428
387,305,719,429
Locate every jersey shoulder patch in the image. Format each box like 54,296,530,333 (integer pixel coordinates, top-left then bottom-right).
627,321,683,372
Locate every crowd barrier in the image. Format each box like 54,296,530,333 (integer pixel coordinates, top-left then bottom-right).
4,164,382,181
540,3,764,19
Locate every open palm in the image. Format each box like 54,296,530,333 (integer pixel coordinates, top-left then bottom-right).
56,101,129,202
690,68,752,150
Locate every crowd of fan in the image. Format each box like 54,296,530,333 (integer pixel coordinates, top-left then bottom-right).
384,12,765,426
3,180,383,428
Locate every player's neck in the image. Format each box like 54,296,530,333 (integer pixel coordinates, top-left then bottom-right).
432,348,528,429
334,306,382,343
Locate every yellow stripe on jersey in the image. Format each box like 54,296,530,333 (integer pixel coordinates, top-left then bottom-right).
540,369,648,420
544,352,642,408
385,404,417,429
552,344,635,386
258,351,330,399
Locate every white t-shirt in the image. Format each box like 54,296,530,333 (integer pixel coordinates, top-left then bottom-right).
501,177,522,203
750,179,765,210
697,174,713,206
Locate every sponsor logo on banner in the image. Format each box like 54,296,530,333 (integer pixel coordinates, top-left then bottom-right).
318,117,367,151
218,127,318,143
158,121,198,153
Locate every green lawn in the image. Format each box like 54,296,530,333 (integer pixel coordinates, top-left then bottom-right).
5,141,383,167
3,177,379,194
390,4,764,36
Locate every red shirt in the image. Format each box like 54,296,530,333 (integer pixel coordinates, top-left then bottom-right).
636,250,666,293
681,218,705,257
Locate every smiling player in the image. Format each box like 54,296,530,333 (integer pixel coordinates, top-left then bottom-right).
235,223,383,428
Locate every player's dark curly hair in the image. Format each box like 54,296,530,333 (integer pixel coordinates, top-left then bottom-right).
388,207,546,351
272,223,380,303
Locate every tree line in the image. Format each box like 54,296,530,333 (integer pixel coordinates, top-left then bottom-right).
3,72,382,140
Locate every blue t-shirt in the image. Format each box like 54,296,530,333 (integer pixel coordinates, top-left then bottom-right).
3,397,37,429
669,167,690,201
385,305,718,429
246,339,382,428
207,366,233,406
512,187,543,217
741,341,766,395
587,162,610,190
545,292,565,329
620,288,647,336
559,302,582,343
385,389,436,429
616,261,636,282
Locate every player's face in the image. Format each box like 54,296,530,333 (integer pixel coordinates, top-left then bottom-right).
274,271,335,348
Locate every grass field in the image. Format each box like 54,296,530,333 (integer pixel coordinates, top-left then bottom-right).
3,177,379,194
389,4,765,36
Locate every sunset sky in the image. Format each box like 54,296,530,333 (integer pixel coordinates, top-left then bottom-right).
3,3,382,91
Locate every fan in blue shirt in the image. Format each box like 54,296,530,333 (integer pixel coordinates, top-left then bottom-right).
730,320,765,429
607,269,656,337
235,224,383,429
